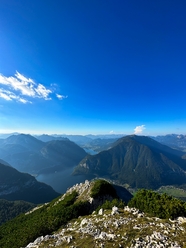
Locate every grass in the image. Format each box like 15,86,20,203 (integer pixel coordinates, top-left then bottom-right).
35,208,186,248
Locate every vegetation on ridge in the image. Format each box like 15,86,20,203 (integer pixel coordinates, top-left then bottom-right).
0,191,89,248
128,189,186,219
90,179,118,198
1,179,186,248
0,179,128,248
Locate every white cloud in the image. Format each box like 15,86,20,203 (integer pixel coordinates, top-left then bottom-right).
109,130,114,134
0,72,67,103
35,84,52,100
0,72,36,97
15,71,34,83
56,94,68,100
134,125,146,135
0,89,31,103
19,98,31,104
0,91,12,101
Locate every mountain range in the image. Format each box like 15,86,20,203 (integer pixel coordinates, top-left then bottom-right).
73,135,186,189
0,134,87,175
0,162,60,204
36,133,186,153
152,134,186,151
1,131,186,247
1,132,186,153
35,134,123,153
1,133,186,198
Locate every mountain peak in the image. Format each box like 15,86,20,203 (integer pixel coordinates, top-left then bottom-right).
74,135,186,189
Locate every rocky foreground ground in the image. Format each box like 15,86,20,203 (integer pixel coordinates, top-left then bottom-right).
25,205,186,248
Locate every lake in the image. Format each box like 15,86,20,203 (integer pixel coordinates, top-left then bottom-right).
36,168,94,194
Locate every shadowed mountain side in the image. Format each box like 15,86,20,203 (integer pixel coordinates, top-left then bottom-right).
112,135,185,157
0,134,87,174
112,184,133,203
73,135,186,189
0,158,11,167
114,135,186,171
0,163,60,204
38,140,88,174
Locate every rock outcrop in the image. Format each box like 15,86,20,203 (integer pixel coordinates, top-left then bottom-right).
25,198,186,247
25,205,185,247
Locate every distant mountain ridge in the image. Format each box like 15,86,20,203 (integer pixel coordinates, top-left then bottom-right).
36,134,124,152
2,134,44,151
1,132,186,149
34,134,68,142
0,134,87,174
152,134,186,151
73,135,186,189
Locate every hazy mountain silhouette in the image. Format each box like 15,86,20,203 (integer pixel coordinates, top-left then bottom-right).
35,134,68,142
152,134,186,151
0,134,87,174
36,134,123,149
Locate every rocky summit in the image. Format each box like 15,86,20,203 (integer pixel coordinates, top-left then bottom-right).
23,180,186,248
25,205,186,248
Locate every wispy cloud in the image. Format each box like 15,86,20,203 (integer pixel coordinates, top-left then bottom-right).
0,89,31,103
56,94,68,100
0,71,67,104
134,125,146,135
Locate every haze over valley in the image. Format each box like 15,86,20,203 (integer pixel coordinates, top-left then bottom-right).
1,1,186,247
0,132,186,196
0,0,186,200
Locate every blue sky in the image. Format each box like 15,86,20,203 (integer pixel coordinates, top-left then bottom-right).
0,0,186,136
